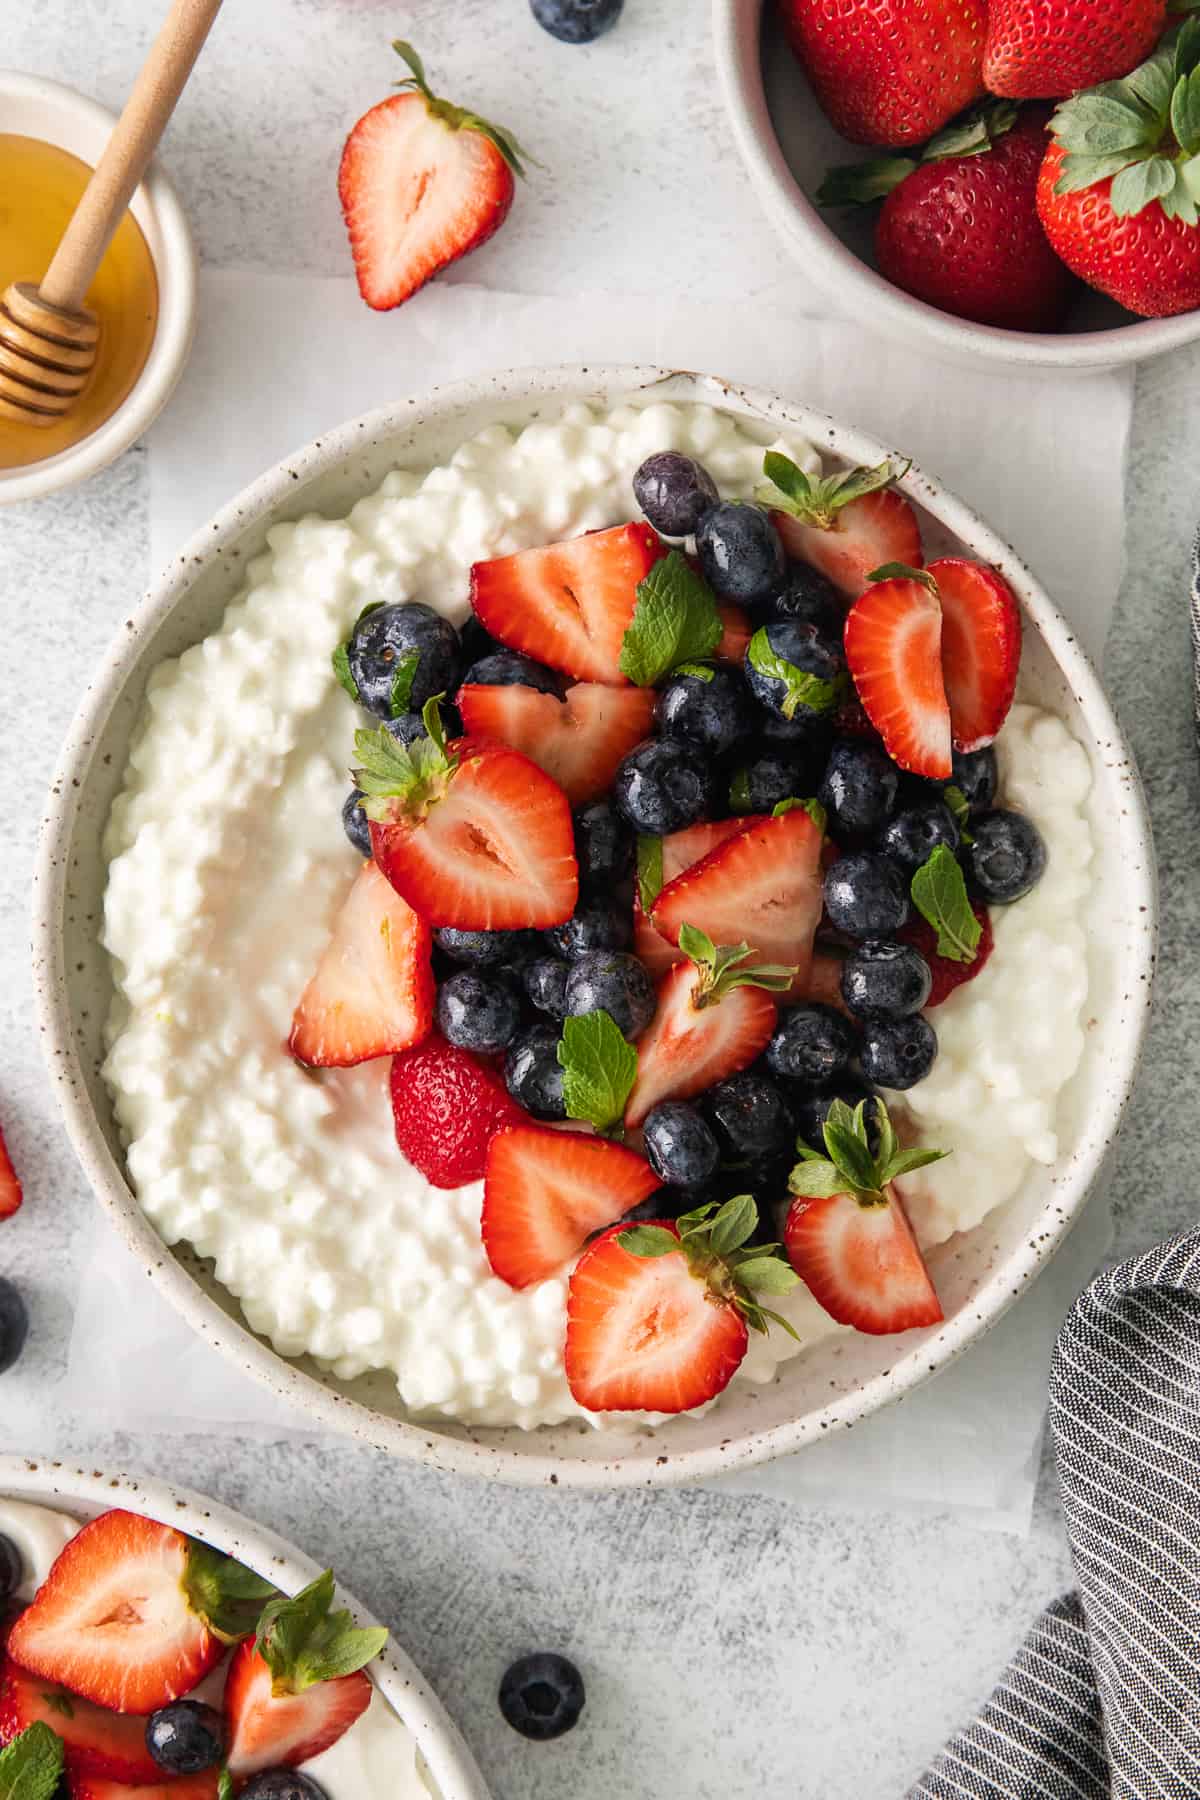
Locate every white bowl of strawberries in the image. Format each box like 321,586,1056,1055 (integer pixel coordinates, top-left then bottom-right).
714,0,1200,367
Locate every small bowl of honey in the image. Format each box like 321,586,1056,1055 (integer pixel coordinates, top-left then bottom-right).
0,70,196,504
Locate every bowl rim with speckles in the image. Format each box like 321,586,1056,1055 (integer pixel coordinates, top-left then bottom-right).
32,365,1157,1489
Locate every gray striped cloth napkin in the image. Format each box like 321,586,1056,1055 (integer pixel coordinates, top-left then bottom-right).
911,1230,1200,1799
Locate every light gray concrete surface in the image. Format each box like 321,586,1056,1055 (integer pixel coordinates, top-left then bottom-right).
2,2,1198,1795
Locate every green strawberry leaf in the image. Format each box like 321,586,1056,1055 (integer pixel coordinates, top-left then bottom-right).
619,1225,680,1257
910,845,982,964
255,1570,387,1695
772,795,827,834
619,551,722,687
942,784,972,841
618,1199,799,1335
636,835,664,914
677,923,795,1005
747,627,839,721
218,1771,235,1800
707,1193,758,1257
354,697,455,821
817,157,917,207
0,1723,65,1800
185,1541,280,1644
732,1256,800,1295
758,452,902,531
557,1012,638,1135
1109,154,1178,216
788,1097,947,1210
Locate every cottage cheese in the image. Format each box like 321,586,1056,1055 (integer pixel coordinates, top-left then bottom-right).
0,1502,433,1799
100,400,1095,1429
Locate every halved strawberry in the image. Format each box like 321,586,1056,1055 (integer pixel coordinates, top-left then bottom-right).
469,523,663,683
456,681,655,806
0,1659,162,1782
338,43,527,312
482,1125,660,1288
69,1776,218,1800
225,1642,371,1777
358,708,577,930
784,1096,944,1335
931,557,1021,751
0,1125,21,1220
634,818,751,977
844,566,953,778
5,1513,224,1714
899,897,994,1007
624,937,789,1129
715,603,752,664
651,808,824,994
763,452,923,600
289,860,434,1068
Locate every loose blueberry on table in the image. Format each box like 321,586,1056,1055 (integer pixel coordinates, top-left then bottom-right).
293,437,1048,1412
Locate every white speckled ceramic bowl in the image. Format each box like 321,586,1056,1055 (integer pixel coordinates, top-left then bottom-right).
0,1455,489,1799
32,366,1156,1488
712,0,1200,371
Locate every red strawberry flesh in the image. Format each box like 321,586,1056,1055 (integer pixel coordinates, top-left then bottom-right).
0,1658,162,1782
456,681,655,806
0,1126,21,1220
774,488,923,601
844,572,953,777
624,962,778,1129
224,1640,371,1777
482,1125,660,1288
900,898,994,1007
390,1033,524,1189
784,1184,943,1335
931,557,1021,751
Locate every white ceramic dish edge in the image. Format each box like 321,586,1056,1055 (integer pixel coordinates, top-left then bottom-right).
0,1454,490,1800
31,364,1157,1489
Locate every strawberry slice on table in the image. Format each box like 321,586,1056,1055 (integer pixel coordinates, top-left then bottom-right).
760,451,923,602
0,1659,162,1782
469,523,663,683
390,1033,524,1188
69,1776,219,1800
565,1197,802,1413
651,805,824,995
784,1097,945,1335
456,680,655,806
634,817,750,978
624,929,792,1129
358,699,578,930
844,564,953,778
931,558,1021,752
225,1571,384,1778
482,1125,660,1289
339,42,529,311
0,1125,21,1220
288,860,434,1069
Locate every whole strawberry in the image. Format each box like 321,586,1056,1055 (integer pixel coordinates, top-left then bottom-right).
780,0,987,149
984,0,1167,99
1037,25,1200,318
820,105,1075,332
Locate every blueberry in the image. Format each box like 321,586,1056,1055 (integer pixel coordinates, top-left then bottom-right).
792,1082,881,1155
573,800,633,890
860,1015,938,1089
729,746,824,815
878,800,960,873
841,941,931,1021
967,810,1047,903
522,957,570,1019
655,664,756,758
530,0,623,43
705,1071,794,1163
768,562,841,634
632,451,719,537
385,702,462,745
504,1025,567,1120
544,898,631,961
459,615,501,666
823,852,910,938
758,709,834,755
499,1653,585,1740
696,502,786,606
341,790,371,858
0,1535,21,1605
951,746,998,813
435,927,536,968
642,1103,721,1188
613,738,715,835
436,971,521,1054
238,1776,329,1800
462,652,565,697
564,952,655,1039
765,1004,856,1087
146,1701,225,1775
0,1278,28,1374
347,602,460,719
819,739,899,842
745,618,844,725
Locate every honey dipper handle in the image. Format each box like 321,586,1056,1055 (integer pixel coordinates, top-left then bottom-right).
40,0,224,313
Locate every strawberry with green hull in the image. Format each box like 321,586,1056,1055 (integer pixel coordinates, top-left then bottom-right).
758,452,922,602
482,1124,660,1288
984,0,1167,99
456,679,656,806
785,1098,945,1335
633,818,750,978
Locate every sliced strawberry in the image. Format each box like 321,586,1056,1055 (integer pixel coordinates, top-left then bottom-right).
633,893,682,979
634,818,751,977
6,1513,223,1714
785,1185,942,1335
806,949,853,1017
469,523,663,683
774,487,923,601
0,1125,21,1220
69,1776,218,1800
289,861,434,1068
391,1033,523,1188
0,1659,162,1782
482,1126,660,1288
456,681,655,806
900,898,994,1007
565,1223,749,1412
625,957,781,1129
651,808,824,994
844,569,953,778
338,45,524,312
225,1641,372,1778
715,603,752,665
366,731,577,930
931,557,1021,751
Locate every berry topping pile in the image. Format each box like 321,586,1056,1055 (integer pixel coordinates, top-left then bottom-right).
294,442,1049,1414
0,1510,387,1800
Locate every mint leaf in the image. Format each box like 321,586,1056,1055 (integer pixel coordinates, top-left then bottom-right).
557,1012,638,1135
0,1723,65,1800
747,627,839,721
910,845,981,963
772,795,827,833
185,1540,280,1643
673,661,715,682
332,643,359,702
618,1224,679,1257
387,651,420,719
256,1570,387,1694
943,784,971,838
619,550,722,686
636,835,664,914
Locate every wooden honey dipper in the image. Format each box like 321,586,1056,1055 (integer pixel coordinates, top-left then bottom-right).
0,0,223,427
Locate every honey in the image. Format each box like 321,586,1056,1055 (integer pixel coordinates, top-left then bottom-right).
0,133,159,471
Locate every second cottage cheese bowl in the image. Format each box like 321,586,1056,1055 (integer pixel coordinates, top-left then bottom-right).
33,366,1155,1487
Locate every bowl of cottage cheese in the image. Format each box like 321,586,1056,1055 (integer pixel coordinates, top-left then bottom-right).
32,366,1155,1487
